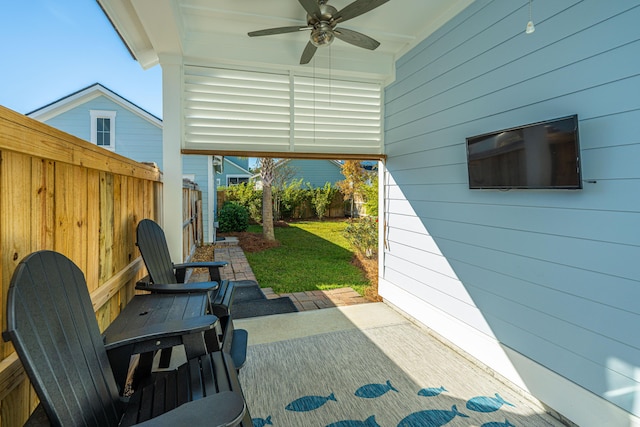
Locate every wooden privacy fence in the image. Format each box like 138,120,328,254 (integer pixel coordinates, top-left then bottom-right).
0,106,163,426
183,178,202,260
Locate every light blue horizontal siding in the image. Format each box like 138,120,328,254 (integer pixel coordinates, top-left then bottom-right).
384,0,640,418
43,96,163,167
44,107,92,141
282,159,343,188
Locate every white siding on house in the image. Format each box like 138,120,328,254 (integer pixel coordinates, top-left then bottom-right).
382,0,640,425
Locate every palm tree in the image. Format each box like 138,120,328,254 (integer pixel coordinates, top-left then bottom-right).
258,157,276,241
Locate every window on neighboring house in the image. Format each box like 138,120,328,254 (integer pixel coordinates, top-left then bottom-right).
227,176,250,186
90,110,116,150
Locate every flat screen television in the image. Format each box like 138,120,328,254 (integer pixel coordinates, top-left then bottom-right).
466,115,582,189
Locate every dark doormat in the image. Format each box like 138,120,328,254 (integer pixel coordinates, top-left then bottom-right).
231,297,298,319
233,284,266,303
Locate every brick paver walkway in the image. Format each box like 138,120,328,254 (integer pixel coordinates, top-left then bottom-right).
262,287,369,312
209,237,370,312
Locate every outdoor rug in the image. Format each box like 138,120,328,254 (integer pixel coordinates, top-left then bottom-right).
239,323,563,427
234,283,268,303
231,282,298,319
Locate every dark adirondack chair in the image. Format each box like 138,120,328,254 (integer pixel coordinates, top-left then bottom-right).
136,219,235,318
136,219,249,371
4,250,250,426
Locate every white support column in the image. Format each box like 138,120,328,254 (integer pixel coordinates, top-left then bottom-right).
160,57,184,262
378,160,386,281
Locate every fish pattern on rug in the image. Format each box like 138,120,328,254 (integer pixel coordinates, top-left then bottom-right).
480,420,516,427
253,384,521,426
355,380,399,399
252,415,272,427
326,415,381,427
397,404,469,427
466,393,515,413
418,386,447,397
243,325,565,427
285,393,337,412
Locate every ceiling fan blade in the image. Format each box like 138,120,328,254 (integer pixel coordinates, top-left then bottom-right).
298,0,322,19
334,27,380,50
333,0,390,23
248,26,310,37
300,41,318,64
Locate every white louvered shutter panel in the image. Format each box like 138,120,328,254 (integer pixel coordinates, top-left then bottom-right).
294,76,382,155
184,66,291,152
182,66,383,157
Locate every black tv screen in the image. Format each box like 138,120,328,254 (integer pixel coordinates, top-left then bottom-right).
466,115,582,189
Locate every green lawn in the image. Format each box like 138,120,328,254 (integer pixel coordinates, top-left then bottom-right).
244,220,369,295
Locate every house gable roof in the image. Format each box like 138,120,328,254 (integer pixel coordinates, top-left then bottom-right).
27,83,162,128
224,158,251,175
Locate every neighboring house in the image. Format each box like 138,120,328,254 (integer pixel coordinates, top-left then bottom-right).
253,159,344,189
26,83,242,243
217,157,252,187
280,159,344,188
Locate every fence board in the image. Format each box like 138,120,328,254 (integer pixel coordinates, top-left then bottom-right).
1,151,32,359
0,354,23,401
31,158,54,250
86,169,101,291
99,171,115,289
0,376,30,426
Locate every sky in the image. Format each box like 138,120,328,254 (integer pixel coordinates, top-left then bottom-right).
0,0,163,118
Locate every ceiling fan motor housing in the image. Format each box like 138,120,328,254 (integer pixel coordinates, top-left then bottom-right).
307,3,338,27
307,3,338,46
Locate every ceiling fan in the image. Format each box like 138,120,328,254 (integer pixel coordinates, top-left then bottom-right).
248,0,389,64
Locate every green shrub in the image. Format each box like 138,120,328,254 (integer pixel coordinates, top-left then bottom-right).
218,202,249,232
343,216,378,258
224,183,262,223
362,174,379,217
278,178,309,219
310,182,338,221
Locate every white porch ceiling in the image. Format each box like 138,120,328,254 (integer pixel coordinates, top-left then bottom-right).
98,0,474,82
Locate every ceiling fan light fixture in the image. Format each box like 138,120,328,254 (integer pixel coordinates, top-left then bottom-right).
310,22,335,47
525,0,535,34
